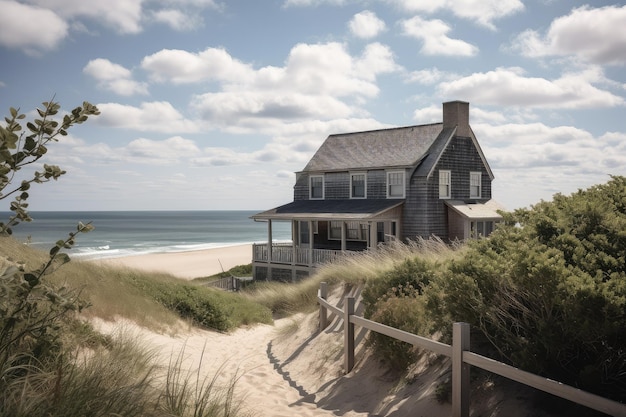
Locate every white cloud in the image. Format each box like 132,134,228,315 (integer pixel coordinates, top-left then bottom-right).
401,16,478,56
148,42,399,129
150,9,202,30
476,122,626,209
413,105,441,124
191,92,355,128
83,58,148,96
126,136,200,163
438,67,624,109
25,0,144,34
95,101,200,133
511,5,626,66
348,10,386,39
0,1,68,54
283,0,348,6
390,0,523,30
4,0,221,53
406,68,448,85
142,47,254,84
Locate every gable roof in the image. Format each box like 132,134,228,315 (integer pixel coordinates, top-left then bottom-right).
301,123,444,173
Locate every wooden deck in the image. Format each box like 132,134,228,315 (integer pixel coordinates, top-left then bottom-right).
252,243,344,267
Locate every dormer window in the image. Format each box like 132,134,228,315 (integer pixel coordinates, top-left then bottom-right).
470,172,481,199
439,170,451,199
350,172,366,199
387,171,405,198
310,175,324,199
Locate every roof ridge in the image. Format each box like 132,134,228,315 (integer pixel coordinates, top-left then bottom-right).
328,122,443,138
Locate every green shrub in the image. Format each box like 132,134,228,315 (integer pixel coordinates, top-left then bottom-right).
431,176,626,400
362,256,436,319
361,257,438,370
368,284,430,371
139,279,272,332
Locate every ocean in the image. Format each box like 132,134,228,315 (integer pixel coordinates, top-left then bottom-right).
3,211,291,260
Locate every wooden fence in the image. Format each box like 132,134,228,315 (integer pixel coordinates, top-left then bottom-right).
317,282,626,417
204,275,252,291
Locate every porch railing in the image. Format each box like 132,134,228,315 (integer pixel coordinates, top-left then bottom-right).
252,243,344,266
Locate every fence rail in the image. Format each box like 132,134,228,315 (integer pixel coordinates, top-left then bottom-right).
204,275,252,291
317,282,626,417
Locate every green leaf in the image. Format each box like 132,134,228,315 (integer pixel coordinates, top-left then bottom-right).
24,273,39,287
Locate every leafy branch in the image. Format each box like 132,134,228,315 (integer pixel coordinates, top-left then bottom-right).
0,100,100,235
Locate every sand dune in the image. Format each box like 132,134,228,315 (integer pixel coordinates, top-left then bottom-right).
93,247,533,416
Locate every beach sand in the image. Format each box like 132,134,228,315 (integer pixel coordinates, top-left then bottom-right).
96,243,253,279
93,310,453,417
91,247,526,416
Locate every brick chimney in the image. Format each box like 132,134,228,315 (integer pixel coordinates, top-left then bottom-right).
442,100,470,137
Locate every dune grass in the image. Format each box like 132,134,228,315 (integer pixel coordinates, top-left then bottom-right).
1,237,272,332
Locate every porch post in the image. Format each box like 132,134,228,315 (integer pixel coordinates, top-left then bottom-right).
341,221,347,251
292,220,297,282
308,220,314,268
267,219,273,260
267,219,273,280
369,221,377,249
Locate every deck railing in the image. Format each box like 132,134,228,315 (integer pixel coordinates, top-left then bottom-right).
317,282,626,417
252,243,344,266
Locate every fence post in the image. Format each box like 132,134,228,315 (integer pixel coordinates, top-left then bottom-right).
319,282,328,331
344,296,355,373
452,322,470,417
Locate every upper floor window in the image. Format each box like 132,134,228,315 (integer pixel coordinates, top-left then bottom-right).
470,172,481,199
387,171,405,198
310,175,324,199
350,172,366,199
439,170,451,199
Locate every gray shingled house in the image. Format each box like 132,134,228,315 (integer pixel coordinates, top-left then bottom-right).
251,100,503,281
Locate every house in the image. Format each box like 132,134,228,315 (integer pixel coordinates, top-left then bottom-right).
251,100,503,281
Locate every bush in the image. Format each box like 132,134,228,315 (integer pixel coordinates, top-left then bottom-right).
362,256,436,318
362,257,438,369
368,284,430,370
431,176,626,400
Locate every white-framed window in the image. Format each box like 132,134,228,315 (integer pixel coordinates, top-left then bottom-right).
329,221,368,241
350,172,366,199
470,220,496,238
310,175,324,199
387,171,405,198
470,172,482,199
439,170,451,199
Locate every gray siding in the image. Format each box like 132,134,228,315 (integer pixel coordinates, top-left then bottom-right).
294,173,309,200
403,136,492,241
325,172,349,199
438,136,491,201
403,177,429,239
295,170,388,200
367,170,386,199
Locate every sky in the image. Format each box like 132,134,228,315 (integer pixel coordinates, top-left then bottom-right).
0,0,625,212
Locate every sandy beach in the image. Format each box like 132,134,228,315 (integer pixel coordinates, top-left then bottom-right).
91,246,529,417
96,243,253,279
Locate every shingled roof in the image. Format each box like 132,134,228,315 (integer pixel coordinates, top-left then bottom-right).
251,199,404,221
301,123,445,172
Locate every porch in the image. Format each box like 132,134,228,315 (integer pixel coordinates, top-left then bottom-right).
253,242,344,266
251,199,404,282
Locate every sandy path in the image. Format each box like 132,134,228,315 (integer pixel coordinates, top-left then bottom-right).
93,315,373,417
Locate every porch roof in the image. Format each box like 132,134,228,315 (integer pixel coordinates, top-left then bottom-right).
444,199,505,220
251,199,404,221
